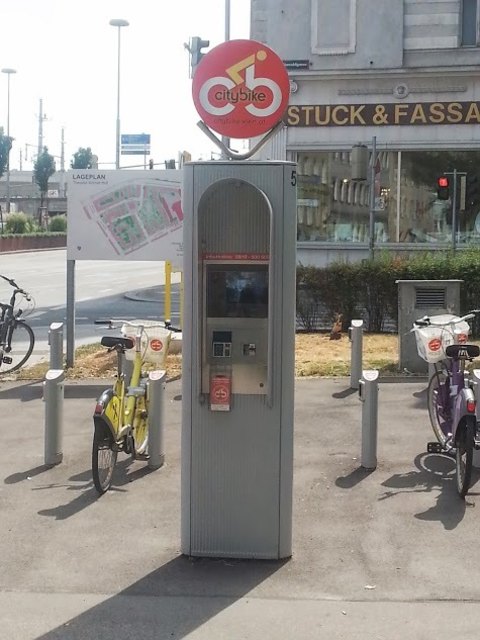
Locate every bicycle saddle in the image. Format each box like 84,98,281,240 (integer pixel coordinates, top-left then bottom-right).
101,336,134,350
445,344,480,359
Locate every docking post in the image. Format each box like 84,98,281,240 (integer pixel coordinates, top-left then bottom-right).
349,319,364,390
358,369,379,470
48,322,64,370
44,369,65,466
148,370,167,469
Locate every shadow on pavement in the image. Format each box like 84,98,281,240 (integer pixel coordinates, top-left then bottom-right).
35,555,286,640
335,466,375,489
332,386,357,399
35,457,162,521
380,452,473,529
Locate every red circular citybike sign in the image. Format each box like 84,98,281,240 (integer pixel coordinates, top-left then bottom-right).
192,39,290,139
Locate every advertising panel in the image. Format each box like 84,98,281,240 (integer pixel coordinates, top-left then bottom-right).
67,170,182,265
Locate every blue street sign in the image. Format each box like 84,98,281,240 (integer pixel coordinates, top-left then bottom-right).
121,133,151,155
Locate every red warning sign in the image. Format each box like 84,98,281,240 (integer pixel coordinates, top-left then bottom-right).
210,375,231,411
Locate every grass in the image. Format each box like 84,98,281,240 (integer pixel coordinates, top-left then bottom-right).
8,331,404,381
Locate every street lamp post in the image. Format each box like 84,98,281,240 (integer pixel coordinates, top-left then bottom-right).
2,68,17,214
109,19,129,170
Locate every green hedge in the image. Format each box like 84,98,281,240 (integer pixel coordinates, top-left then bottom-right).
296,249,480,333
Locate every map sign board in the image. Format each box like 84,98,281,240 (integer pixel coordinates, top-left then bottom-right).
67,170,183,265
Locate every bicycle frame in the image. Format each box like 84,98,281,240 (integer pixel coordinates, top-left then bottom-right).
434,356,475,444
93,325,146,446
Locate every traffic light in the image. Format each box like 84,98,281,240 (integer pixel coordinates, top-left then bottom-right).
165,159,176,169
149,158,154,170
190,36,210,76
437,175,450,200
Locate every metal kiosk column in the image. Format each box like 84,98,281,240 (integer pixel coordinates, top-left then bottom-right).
181,161,297,559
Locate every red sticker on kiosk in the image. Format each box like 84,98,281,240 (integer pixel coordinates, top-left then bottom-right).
192,39,290,139
210,375,231,412
428,338,442,352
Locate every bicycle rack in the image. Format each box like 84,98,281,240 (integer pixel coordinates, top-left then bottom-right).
43,369,64,467
147,370,167,469
349,319,363,390
358,369,379,470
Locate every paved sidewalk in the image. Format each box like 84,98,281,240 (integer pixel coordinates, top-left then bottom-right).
1,377,480,639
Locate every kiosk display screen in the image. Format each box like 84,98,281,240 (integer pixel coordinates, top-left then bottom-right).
207,265,268,318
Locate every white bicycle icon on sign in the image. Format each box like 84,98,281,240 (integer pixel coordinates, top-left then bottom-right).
199,51,283,118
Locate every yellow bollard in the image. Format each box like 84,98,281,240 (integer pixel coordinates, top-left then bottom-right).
164,261,172,322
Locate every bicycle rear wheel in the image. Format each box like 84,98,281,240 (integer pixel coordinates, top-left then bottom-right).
0,322,35,374
427,370,452,450
92,431,118,494
456,420,474,498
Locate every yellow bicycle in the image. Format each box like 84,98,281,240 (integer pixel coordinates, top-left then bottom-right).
92,319,171,494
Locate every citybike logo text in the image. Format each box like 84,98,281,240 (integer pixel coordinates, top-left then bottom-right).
199,50,282,118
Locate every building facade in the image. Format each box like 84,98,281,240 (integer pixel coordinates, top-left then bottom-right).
251,0,480,265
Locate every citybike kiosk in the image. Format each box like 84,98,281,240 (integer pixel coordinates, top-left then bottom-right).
181,161,297,559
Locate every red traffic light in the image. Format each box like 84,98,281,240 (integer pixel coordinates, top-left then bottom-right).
438,176,449,188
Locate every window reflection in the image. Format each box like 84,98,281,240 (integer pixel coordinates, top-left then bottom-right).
296,150,480,245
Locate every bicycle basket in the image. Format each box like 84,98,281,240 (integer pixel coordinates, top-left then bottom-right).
121,320,171,365
413,314,470,363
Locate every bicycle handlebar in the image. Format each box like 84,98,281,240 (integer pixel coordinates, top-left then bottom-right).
413,309,480,329
0,274,32,300
94,318,174,330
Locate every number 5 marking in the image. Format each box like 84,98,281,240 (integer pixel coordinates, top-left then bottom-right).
291,170,297,186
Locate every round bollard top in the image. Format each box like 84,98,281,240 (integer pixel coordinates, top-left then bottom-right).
149,370,167,381
362,369,379,382
45,369,65,382
351,319,364,328
49,322,64,331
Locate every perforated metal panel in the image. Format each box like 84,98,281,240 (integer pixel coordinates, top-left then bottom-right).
396,279,462,373
415,288,446,309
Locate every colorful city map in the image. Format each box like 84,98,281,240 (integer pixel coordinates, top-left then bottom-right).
67,171,183,263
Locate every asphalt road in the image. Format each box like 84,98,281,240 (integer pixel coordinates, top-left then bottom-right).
0,249,181,365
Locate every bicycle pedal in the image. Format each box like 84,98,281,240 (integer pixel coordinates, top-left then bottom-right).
427,442,444,454
2,356,12,364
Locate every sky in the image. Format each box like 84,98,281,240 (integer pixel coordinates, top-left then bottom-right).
0,0,251,172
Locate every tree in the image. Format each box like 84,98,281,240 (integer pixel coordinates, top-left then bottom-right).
0,126,13,179
70,147,95,169
33,146,56,225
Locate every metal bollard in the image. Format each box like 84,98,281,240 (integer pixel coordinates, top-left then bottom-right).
147,370,167,469
48,322,64,370
349,319,364,390
471,370,480,469
44,369,65,467
358,369,379,470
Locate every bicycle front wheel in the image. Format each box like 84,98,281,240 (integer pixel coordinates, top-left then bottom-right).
92,432,118,494
456,421,474,498
427,370,452,449
0,322,35,375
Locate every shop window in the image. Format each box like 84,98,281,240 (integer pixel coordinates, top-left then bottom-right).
462,0,478,46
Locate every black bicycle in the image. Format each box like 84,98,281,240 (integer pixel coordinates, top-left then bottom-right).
0,275,35,375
